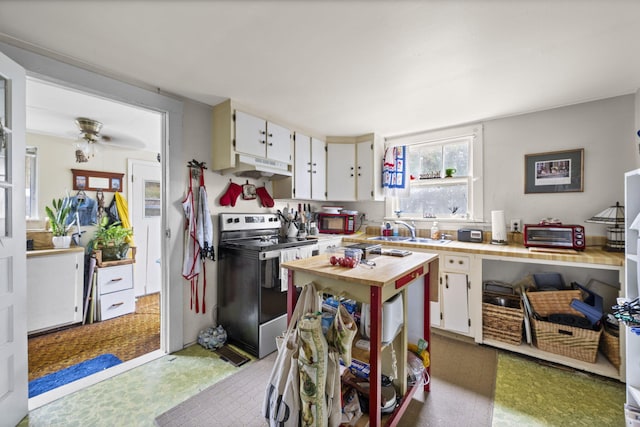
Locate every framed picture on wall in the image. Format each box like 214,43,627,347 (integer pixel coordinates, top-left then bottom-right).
524,148,584,194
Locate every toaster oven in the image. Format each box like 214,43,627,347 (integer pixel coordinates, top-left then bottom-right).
523,224,585,251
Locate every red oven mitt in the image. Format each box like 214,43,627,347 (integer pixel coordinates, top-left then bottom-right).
256,186,274,208
220,182,242,207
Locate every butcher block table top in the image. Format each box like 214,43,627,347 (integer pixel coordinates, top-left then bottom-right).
281,251,438,288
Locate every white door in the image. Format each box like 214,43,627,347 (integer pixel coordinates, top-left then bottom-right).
294,132,311,199
234,110,266,158
0,51,28,427
442,273,470,334
356,140,373,200
129,160,161,296
265,121,292,164
310,137,326,200
326,143,356,201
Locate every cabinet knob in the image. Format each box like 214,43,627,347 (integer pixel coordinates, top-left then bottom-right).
260,130,266,135
260,139,266,144
268,133,273,137
459,260,463,264
350,166,355,170
358,173,361,176
350,174,354,177
312,171,317,174
268,142,273,146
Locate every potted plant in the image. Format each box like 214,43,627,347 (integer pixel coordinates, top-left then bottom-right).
45,197,73,248
91,216,133,261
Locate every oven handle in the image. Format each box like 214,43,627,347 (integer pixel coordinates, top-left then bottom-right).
259,250,281,261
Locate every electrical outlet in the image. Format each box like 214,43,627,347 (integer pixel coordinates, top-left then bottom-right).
510,219,522,233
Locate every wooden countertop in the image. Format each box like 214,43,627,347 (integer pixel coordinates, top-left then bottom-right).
26,246,85,258
281,251,438,288
341,235,624,267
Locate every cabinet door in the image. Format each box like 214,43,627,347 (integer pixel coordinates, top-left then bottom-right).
442,272,469,334
294,133,312,199
326,143,356,201
310,137,326,200
356,140,373,200
235,110,267,158
266,121,292,164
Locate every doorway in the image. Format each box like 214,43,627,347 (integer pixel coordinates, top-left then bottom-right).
25,78,164,405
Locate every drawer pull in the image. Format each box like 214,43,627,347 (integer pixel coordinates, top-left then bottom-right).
109,278,124,282
110,302,124,309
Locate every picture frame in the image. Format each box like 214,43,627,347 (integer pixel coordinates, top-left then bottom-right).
524,148,584,194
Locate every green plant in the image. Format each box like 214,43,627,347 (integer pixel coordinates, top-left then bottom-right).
45,197,72,237
91,216,133,249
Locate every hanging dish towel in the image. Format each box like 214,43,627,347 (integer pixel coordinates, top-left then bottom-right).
382,145,409,197
280,246,315,292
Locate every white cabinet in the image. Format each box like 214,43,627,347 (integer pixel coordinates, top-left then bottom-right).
326,136,381,201
27,248,85,333
211,100,292,172
625,169,640,411
356,140,374,200
315,236,342,254
326,143,356,201
439,254,471,335
293,133,326,200
96,263,135,321
235,110,291,164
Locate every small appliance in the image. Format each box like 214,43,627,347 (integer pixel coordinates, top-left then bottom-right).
457,228,484,243
360,293,404,344
523,223,586,251
491,210,507,245
317,213,357,234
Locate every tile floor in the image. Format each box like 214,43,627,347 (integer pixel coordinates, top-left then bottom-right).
20,345,247,427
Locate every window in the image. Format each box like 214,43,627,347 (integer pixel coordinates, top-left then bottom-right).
386,124,483,222
26,146,37,219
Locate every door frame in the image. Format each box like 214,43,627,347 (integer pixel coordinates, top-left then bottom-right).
0,40,185,400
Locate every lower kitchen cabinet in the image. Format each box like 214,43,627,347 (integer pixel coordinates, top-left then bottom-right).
441,272,469,334
27,247,85,334
95,263,135,321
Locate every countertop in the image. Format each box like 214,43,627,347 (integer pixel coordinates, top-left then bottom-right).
281,251,438,288
340,234,624,267
26,246,85,258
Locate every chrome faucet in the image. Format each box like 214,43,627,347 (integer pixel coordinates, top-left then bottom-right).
395,220,417,239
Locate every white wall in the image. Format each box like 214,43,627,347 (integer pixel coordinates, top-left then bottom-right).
483,95,636,236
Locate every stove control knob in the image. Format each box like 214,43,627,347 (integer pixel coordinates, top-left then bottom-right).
226,218,233,223
234,218,240,223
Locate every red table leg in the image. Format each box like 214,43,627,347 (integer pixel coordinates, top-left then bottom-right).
424,271,431,392
369,286,382,427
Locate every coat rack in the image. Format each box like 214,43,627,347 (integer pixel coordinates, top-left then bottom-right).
187,159,207,179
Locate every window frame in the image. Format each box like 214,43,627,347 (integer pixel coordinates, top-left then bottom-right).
384,124,484,223
25,146,37,219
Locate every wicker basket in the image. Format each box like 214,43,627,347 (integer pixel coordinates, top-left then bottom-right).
532,318,602,363
600,326,620,369
525,289,583,317
482,301,524,345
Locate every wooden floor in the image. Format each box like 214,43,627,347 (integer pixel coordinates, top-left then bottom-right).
28,293,160,381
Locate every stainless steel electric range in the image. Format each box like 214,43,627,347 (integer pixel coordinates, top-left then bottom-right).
217,213,318,358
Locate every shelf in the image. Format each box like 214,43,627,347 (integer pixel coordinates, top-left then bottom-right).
482,338,621,380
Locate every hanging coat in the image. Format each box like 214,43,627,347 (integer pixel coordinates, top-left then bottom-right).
115,192,135,246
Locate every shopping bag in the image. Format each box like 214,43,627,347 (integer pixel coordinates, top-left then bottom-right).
263,283,320,427
326,302,357,367
298,312,328,427
325,350,342,427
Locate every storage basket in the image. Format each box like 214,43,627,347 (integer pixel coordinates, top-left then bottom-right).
531,318,602,363
600,325,620,369
482,300,524,345
525,289,583,317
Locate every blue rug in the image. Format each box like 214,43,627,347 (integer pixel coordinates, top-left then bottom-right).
29,353,122,398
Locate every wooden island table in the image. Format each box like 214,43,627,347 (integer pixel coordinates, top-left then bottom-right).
282,251,439,427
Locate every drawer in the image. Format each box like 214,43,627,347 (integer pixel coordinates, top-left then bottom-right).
99,288,135,321
97,264,133,295
443,255,470,273
395,266,424,289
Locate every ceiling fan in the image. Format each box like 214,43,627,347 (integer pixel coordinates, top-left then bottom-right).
74,117,145,163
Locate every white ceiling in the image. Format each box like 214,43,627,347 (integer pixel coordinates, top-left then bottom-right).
2,1,640,142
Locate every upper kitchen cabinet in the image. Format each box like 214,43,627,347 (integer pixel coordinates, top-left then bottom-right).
212,100,293,178
293,133,326,200
235,111,291,164
326,134,383,201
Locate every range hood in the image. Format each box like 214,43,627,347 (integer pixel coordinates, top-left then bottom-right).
228,154,292,180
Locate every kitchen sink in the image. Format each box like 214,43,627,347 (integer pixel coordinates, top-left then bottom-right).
405,237,452,245
367,236,452,245
367,236,412,242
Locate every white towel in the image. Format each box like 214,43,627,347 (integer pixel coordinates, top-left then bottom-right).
280,246,315,292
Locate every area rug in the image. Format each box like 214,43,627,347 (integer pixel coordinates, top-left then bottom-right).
492,352,625,426
28,353,122,398
155,333,498,426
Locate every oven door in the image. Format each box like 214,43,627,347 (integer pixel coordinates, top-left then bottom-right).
259,250,287,324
